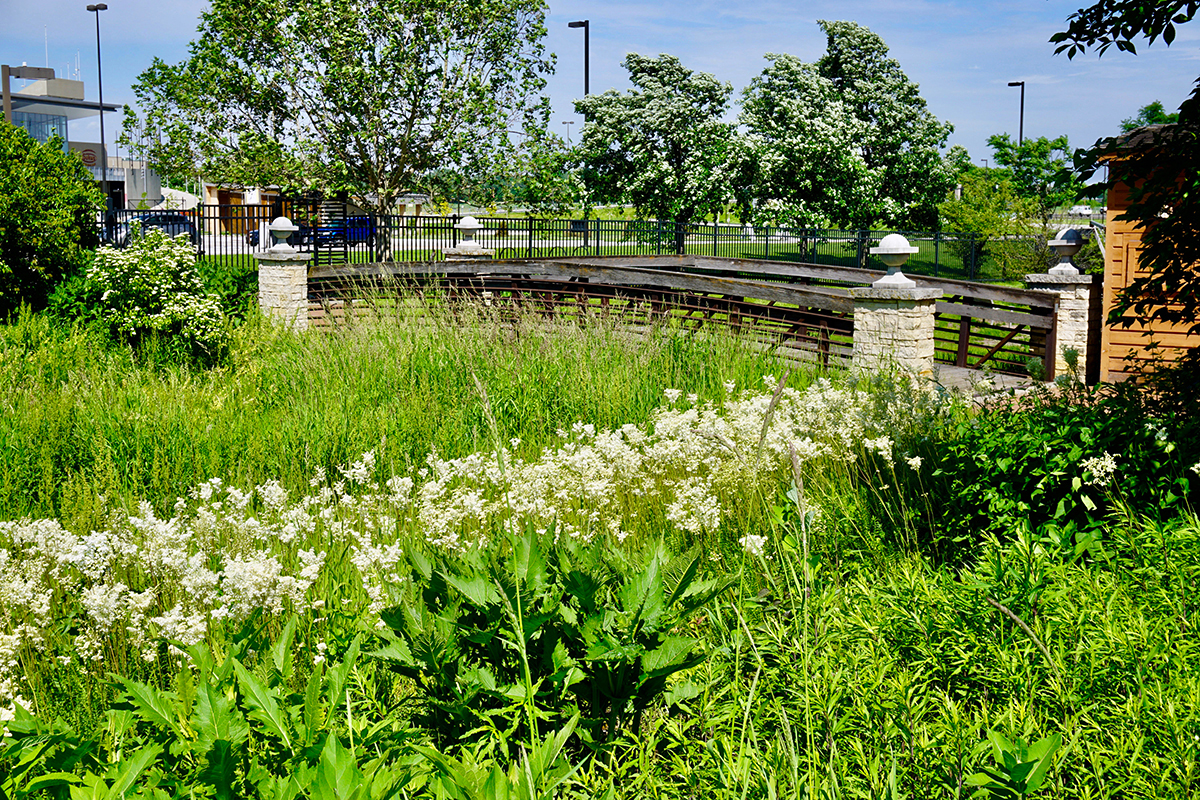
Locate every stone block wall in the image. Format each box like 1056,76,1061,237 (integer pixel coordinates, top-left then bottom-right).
257,253,311,331
849,287,941,375
1025,273,1095,377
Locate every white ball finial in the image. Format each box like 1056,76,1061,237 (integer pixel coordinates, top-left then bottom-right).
268,216,300,253
869,233,919,288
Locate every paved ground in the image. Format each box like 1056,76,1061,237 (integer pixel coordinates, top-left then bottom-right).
932,365,1043,402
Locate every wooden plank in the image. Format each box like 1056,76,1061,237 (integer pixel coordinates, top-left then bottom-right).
972,325,1026,368
325,259,858,313
956,317,971,368
936,301,1052,329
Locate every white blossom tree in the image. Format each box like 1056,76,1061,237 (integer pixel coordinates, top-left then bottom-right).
737,21,955,230
574,54,735,251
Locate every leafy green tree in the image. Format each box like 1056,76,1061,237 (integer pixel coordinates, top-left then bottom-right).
1121,99,1180,131
122,0,554,214
0,126,101,315
939,168,1041,279
737,21,955,230
574,54,735,252
987,133,1082,225
1053,0,1200,332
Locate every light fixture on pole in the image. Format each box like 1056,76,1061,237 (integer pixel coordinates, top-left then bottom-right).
562,120,573,144
87,2,109,212
568,20,589,97
1007,80,1025,146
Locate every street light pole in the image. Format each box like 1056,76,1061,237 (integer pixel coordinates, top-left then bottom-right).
562,120,573,144
1007,80,1025,146
87,3,110,212
568,20,589,96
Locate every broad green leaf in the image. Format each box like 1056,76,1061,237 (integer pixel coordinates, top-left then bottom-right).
271,615,299,683
116,677,179,732
103,742,162,800
233,660,293,752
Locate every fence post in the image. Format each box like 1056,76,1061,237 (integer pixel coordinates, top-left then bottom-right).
969,233,977,280
256,217,311,331
656,219,662,256
934,231,941,278
1025,272,1096,380
452,214,459,249
849,285,942,375
527,216,533,259
763,226,769,260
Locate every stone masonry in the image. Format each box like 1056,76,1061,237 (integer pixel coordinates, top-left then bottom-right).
1024,273,1095,378
849,286,942,375
256,251,311,331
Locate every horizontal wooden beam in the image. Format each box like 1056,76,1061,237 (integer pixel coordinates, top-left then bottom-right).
936,302,1053,330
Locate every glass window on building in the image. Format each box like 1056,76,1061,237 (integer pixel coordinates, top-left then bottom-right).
13,111,69,150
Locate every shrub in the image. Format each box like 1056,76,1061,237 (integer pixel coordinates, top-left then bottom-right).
906,357,1198,563
0,126,101,314
89,224,228,363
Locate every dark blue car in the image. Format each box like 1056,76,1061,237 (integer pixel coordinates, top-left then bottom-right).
246,216,376,248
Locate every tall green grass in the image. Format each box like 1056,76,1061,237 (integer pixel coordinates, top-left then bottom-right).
0,304,792,522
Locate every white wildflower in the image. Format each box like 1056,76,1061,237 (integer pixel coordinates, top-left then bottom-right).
906,456,923,470
1082,452,1118,487
739,534,768,557
663,388,682,405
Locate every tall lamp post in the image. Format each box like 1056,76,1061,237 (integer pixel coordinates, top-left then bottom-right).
567,20,590,250
87,3,110,218
568,20,589,96
1007,80,1025,146
562,120,573,144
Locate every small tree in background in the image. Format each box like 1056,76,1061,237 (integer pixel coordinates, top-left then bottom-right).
939,168,1043,280
1121,100,1180,132
0,126,101,315
987,133,1082,225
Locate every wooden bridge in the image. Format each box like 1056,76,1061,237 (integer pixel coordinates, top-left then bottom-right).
300,254,1059,378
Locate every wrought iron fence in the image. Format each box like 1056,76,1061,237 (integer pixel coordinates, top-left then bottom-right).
95,200,1006,283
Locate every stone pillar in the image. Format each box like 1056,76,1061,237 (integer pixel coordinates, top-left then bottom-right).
256,250,311,331
849,286,942,375
1025,273,1095,378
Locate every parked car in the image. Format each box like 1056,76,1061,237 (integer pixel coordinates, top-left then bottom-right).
246,216,376,248
1068,205,1095,216
112,213,203,253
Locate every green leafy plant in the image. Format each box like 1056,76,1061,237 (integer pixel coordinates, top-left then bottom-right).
88,224,228,364
375,527,732,752
0,125,102,315
966,731,1061,799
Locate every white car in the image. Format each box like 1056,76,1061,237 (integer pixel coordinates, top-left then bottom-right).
1068,205,1094,216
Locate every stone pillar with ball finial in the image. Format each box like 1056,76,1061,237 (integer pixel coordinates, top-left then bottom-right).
256,216,312,331
849,233,942,375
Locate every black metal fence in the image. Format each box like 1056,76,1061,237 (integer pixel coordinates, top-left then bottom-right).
96,201,998,284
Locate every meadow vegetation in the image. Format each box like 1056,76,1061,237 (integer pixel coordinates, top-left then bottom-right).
1,233,1198,797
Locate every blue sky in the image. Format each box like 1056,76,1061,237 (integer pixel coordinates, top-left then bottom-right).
3,0,1197,167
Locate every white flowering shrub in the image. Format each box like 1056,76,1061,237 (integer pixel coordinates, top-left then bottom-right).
89,225,227,361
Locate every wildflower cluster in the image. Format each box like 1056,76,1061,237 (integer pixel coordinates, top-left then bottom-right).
0,375,914,723
89,225,227,358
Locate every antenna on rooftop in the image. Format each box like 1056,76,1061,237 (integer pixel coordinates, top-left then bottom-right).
45,27,48,68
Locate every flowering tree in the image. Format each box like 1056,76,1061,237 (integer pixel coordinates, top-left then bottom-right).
574,54,736,251
122,0,554,213
736,21,955,230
